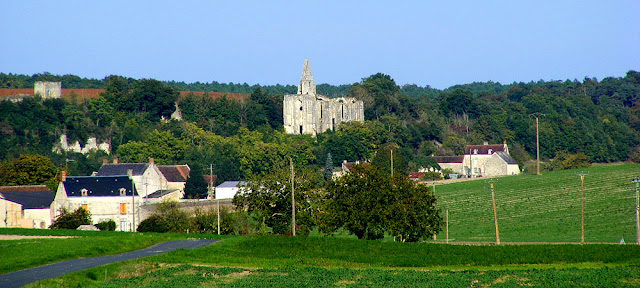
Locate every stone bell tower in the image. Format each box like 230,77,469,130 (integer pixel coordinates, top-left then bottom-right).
297,59,316,95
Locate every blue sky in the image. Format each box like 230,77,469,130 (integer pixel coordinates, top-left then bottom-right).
1,1,638,89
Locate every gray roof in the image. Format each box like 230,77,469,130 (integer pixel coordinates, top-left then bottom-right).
0,186,54,209
63,176,137,197
96,164,148,176
216,181,246,188
144,189,180,199
495,152,518,165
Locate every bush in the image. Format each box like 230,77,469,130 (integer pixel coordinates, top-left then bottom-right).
137,215,169,233
50,207,92,230
95,219,116,231
137,200,189,233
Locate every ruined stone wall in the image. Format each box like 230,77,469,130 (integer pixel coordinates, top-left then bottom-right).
34,81,61,99
283,94,364,136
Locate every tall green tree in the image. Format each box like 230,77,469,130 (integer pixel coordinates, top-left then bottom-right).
321,164,441,241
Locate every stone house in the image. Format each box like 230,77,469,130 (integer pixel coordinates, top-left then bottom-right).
54,175,140,231
0,185,55,229
95,158,164,198
283,59,364,136
433,141,520,178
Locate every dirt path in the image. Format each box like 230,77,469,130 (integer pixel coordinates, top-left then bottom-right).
0,239,218,288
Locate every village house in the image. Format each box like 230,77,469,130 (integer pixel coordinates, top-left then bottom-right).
95,158,165,198
0,185,55,229
433,141,520,178
215,181,247,200
53,173,140,231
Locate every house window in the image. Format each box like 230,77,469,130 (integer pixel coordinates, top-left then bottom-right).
488,149,493,154
299,125,303,134
120,188,126,196
120,221,128,232
300,106,303,111
120,203,127,215
81,188,88,197
473,149,478,155
81,204,88,211
320,104,323,119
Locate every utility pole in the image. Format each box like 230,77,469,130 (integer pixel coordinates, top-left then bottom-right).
530,113,545,175
209,164,220,235
633,178,640,245
128,169,135,232
290,158,296,236
489,180,500,245
576,171,588,244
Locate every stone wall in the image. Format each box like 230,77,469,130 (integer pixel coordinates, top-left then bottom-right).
34,81,61,99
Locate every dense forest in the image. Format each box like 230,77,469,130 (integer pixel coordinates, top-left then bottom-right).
1,70,639,185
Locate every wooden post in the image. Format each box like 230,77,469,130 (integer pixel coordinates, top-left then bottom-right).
290,158,296,236
577,172,588,244
446,209,449,244
217,198,220,235
490,182,500,245
536,117,540,175
128,169,135,232
633,178,640,245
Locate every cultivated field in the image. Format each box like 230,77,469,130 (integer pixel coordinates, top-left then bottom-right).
435,163,640,243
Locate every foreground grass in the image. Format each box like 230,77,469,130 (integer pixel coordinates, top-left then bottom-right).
22,235,640,287
33,264,640,287
0,228,223,274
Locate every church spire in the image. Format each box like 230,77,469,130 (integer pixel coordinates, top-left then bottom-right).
297,59,316,95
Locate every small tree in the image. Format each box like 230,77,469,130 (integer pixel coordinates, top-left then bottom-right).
50,207,92,230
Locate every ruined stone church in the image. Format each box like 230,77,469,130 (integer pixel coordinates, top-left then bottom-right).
283,60,364,136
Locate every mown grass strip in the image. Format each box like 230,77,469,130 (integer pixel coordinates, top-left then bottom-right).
150,236,640,269
32,262,640,288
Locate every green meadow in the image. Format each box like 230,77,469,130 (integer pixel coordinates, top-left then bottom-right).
436,163,640,243
4,163,640,286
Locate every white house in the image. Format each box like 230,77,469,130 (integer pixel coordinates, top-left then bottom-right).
95,158,164,198
54,175,141,231
433,141,520,178
215,181,246,200
0,185,55,229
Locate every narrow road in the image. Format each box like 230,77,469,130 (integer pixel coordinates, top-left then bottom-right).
0,239,218,288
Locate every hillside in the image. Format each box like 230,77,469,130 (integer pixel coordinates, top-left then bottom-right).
436,163,640,243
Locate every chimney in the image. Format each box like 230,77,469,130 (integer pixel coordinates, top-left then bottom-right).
149,157,154,165
483,141,489,145
61,171,66,181
127,169,133,178
103,158,108,165
113,158,118,164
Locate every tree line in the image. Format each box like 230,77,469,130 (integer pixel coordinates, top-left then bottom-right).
1,71,639,182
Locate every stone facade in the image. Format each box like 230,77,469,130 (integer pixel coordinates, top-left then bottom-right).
284,59,364,136
34,81,61,99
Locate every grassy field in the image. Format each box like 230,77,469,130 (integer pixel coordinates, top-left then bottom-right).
20,235,640,287
0,228,223,274
435,163,640,243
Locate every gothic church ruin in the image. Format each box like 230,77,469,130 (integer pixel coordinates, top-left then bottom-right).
283,60,364,136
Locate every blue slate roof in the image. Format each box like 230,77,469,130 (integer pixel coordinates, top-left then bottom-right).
0,186,54,209
63,176,137,197
96,164,148,176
